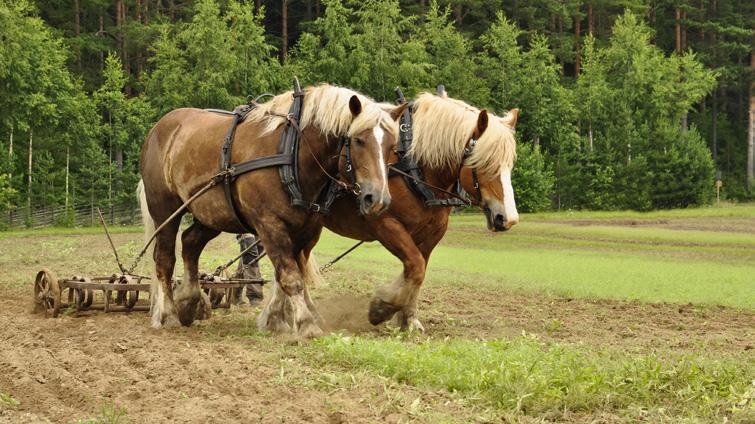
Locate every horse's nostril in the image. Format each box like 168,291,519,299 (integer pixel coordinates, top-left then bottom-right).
494,214,506,228
363,194,374,208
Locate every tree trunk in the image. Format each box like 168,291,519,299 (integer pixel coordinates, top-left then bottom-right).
99,13,105,70
315,0,320,18
454,5,462,25
588,123,594,152
108,115,113,211
587,3,593,35
748,51,754,189
65,147,70,209
712,88,718,163
306,0,312,21
115,146,123,196
74,0,81,69
27,129,32,212
574,13,581,76
116,0,123,59
675,8,681,53
681,10,687,50
7,124,12,180
282,0,288,62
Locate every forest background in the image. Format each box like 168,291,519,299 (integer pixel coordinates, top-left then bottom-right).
1,0,753,226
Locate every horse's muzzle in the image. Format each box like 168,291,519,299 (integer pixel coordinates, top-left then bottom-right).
484,205,516,232
359,190,391,215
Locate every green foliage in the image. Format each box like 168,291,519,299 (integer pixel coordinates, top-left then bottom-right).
0,0,745,219
511,142,554,212
0,174,16,212
414,1,487,104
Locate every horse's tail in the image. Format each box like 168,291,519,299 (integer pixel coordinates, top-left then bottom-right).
136,178,155,246
303,252,326,288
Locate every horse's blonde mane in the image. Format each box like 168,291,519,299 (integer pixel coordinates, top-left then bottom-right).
247,84,398,140
409,93,517,176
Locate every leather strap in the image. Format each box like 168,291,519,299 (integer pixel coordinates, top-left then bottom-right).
392,87,468,208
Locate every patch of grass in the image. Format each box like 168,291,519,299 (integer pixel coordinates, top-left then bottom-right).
75,402,128,424
308,334,755,422
0,392,20,409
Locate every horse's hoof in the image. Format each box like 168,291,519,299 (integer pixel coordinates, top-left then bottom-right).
177,302,199,327
403,317,425,333
257,313,291,333
368,298,401,325
159,313,181,329
195,292,213,320
298,320,324,339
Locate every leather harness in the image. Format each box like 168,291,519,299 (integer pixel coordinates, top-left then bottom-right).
388,87,473,207
207,79,356,232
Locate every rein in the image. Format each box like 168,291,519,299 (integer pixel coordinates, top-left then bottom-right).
285,115,361,196
387,164,470,205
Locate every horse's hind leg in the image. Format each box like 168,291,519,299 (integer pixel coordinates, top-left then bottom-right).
151,216,182,329
175,220,220,326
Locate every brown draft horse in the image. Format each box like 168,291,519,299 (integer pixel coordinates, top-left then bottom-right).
304,93,519,331
139,84,406,337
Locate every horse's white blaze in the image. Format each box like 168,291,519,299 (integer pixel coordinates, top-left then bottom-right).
500,167,519,226
373,126,388,198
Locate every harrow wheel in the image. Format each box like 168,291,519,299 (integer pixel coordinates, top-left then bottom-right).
34,269,61,318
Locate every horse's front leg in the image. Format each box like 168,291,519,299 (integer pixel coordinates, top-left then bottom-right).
174,221,219,326
368,218,427,332
256,225,323,338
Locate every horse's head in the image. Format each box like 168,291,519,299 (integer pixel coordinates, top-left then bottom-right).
346,96,406,215
459,109,519,232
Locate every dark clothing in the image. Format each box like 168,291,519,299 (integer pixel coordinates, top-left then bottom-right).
234,233,263,304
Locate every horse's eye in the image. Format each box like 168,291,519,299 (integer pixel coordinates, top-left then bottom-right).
354,138,365,146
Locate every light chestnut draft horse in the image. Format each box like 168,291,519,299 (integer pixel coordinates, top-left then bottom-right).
139,84,406,337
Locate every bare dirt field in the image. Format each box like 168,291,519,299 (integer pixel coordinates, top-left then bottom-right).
1,213,753,423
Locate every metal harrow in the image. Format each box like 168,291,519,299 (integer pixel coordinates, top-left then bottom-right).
32,208,267,318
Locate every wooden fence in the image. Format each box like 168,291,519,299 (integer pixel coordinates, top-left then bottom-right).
2,203,142,230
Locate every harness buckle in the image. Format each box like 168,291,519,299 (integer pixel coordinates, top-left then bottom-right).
310,203,321,213
399,123,411,133
351,183,362,196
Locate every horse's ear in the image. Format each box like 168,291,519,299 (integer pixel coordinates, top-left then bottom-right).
475,109,489,137
390,102,408,121
349,95,362,117
501,108,519,129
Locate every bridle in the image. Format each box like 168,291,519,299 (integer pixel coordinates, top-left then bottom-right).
462,137,483,206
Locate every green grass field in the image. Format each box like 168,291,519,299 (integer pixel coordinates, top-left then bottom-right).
312,212,755,309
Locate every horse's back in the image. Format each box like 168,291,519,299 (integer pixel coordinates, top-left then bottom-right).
141,108,233,203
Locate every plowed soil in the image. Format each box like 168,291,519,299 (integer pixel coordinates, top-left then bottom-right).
1,221,753,423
